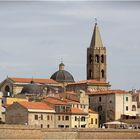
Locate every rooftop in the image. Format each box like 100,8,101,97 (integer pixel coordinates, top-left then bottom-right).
42,97,67,105
88,90,128,95
67,79,106,85
18,101,54,110
8,77,57,84
70,108,87,114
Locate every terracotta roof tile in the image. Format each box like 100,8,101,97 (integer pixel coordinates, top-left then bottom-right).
88,90,128,95
58,108,87,115
18,101,54,110
70,108,86,114
68,79,105,85
9,77,57,84
42,97,67,105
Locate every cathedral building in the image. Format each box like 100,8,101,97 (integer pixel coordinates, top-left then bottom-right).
0,22,110,96
66,22,111,92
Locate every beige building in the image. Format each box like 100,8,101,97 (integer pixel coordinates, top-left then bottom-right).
43,91,89,128
88,109,98,128
88,90,138,126
5,90,90,128
6,101,55,128
55,106,88,128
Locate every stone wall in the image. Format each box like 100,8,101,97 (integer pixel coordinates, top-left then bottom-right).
6,103,28,124
0,125,43,139
0,124,140,139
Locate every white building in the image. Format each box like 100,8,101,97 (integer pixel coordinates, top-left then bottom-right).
88,90,138,125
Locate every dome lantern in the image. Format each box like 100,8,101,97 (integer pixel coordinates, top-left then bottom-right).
50,62,74,83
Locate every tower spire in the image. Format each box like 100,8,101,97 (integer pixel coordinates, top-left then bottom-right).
87,22,107,82
90,21,103,48
94,18,97,24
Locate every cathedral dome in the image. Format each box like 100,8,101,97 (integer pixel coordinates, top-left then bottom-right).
50,63,74,83
21,81,45,94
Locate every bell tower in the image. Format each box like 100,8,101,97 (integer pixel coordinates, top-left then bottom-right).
87,22,107,82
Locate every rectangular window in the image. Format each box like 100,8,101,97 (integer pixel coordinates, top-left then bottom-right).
58,116,61,120
41,124,43,128
99,115,101,120
77,104,79,108
95,119,97,124
65,116,69,121
126,106,128,111
99,97,101,102
62,116,64,121
126,97,128,101
91,118,93,124
41,114,43,120
81,117,85,121
75,116,77,121
81,125,85,128
58,125,64,128
51,115,53,120
47,115,49,120
35,115,38,120
65,125,69,128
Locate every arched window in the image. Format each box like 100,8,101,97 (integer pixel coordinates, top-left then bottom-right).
101,70,104,78
89,54,93,64
95,55,99,63
101,55,104,63
132,105,136,111
5,85,10,92
89,69,92,78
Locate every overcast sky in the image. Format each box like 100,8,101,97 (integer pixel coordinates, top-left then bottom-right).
0,1,140,90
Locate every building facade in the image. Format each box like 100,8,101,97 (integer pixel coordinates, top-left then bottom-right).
5,102,55,128
66,80,110,93
88,90,138,126
88,109,99,128
5,91,99,128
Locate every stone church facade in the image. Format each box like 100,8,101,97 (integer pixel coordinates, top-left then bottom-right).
0,22,111,96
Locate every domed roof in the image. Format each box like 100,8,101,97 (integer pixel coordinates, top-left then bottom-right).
50,63,74,83
21,81,45,94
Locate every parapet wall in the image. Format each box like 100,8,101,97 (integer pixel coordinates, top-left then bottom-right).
0,125,140,139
